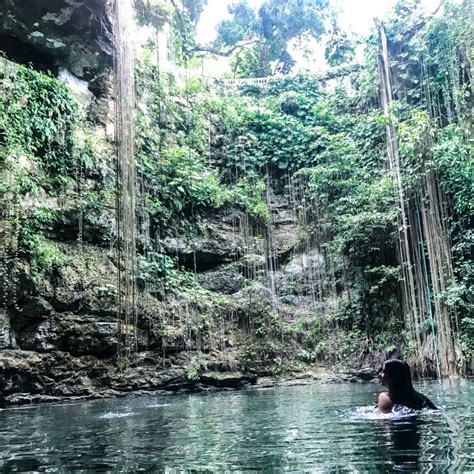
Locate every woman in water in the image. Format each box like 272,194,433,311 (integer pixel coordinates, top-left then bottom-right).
377,359,438,413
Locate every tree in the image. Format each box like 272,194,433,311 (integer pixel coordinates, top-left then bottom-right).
324,19,355,67
215,0,330,77
134,0,209,62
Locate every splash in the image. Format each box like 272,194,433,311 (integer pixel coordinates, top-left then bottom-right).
99,411,136,419
343,405,424,422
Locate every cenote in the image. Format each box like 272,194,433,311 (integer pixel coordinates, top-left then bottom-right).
1,380,473,472
1,0,473,470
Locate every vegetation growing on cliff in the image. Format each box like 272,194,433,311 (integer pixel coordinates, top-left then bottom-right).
0,65,78,191
129,0,472,376
0,0,472,380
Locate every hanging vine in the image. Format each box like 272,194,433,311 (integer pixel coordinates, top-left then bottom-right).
114,0,138,368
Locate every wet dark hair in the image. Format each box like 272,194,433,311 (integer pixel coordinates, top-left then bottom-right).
383,359,414,403
382,359,437,410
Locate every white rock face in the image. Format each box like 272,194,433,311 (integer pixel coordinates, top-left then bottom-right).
59,67,93,100
0,310,16,349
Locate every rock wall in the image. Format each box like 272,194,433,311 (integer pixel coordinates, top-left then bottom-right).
0,198,326,405
0,0,366,407
0,0,113,91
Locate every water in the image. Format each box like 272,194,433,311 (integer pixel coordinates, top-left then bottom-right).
0,380,472,472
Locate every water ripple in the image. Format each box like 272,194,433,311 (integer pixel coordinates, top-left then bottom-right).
0,380,472,471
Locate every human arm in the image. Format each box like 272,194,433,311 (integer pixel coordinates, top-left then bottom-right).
377,392,393,413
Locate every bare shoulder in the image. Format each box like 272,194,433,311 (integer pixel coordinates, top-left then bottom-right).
378,391,393,413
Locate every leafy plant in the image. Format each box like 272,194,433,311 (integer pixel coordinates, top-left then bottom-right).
185,356,205,381
1,66,78,191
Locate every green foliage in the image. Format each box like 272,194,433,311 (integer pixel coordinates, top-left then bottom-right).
324,20,356,67
211,67,405,347
2,0,470,376
0,65,78,191
219,85,342,177
26,235,68,278
215,0,329,77
137,252,193,294
230,178,270,222
298,349,317,364
185,355,206,381
79,190,112,214
159,146,225,205
288,314,321,344
459,317,474,362
381,0,473,349
139,145,228,233
134,0,172,29
16,205,59,241
216,1,259,47
31,206,58,231
134,0,208,63
433,125,473,218
135,53,233,236
135,49,283,239
236,287,287,371
15,207,68,279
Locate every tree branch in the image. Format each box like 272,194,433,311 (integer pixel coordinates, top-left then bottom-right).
169,0,260,58
169,0,186,31
191,39,261,57
402,3,442,42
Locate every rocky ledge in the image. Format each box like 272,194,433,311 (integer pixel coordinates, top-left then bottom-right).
0,350,377,407
0,350,257,407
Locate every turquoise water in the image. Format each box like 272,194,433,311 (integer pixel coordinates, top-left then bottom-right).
0,380,472,471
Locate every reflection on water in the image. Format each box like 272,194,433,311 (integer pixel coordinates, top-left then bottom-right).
0,380,472,471
344,405,432,471
387,418,422,471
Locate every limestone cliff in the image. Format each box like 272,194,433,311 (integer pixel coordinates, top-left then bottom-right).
0,0,378,406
